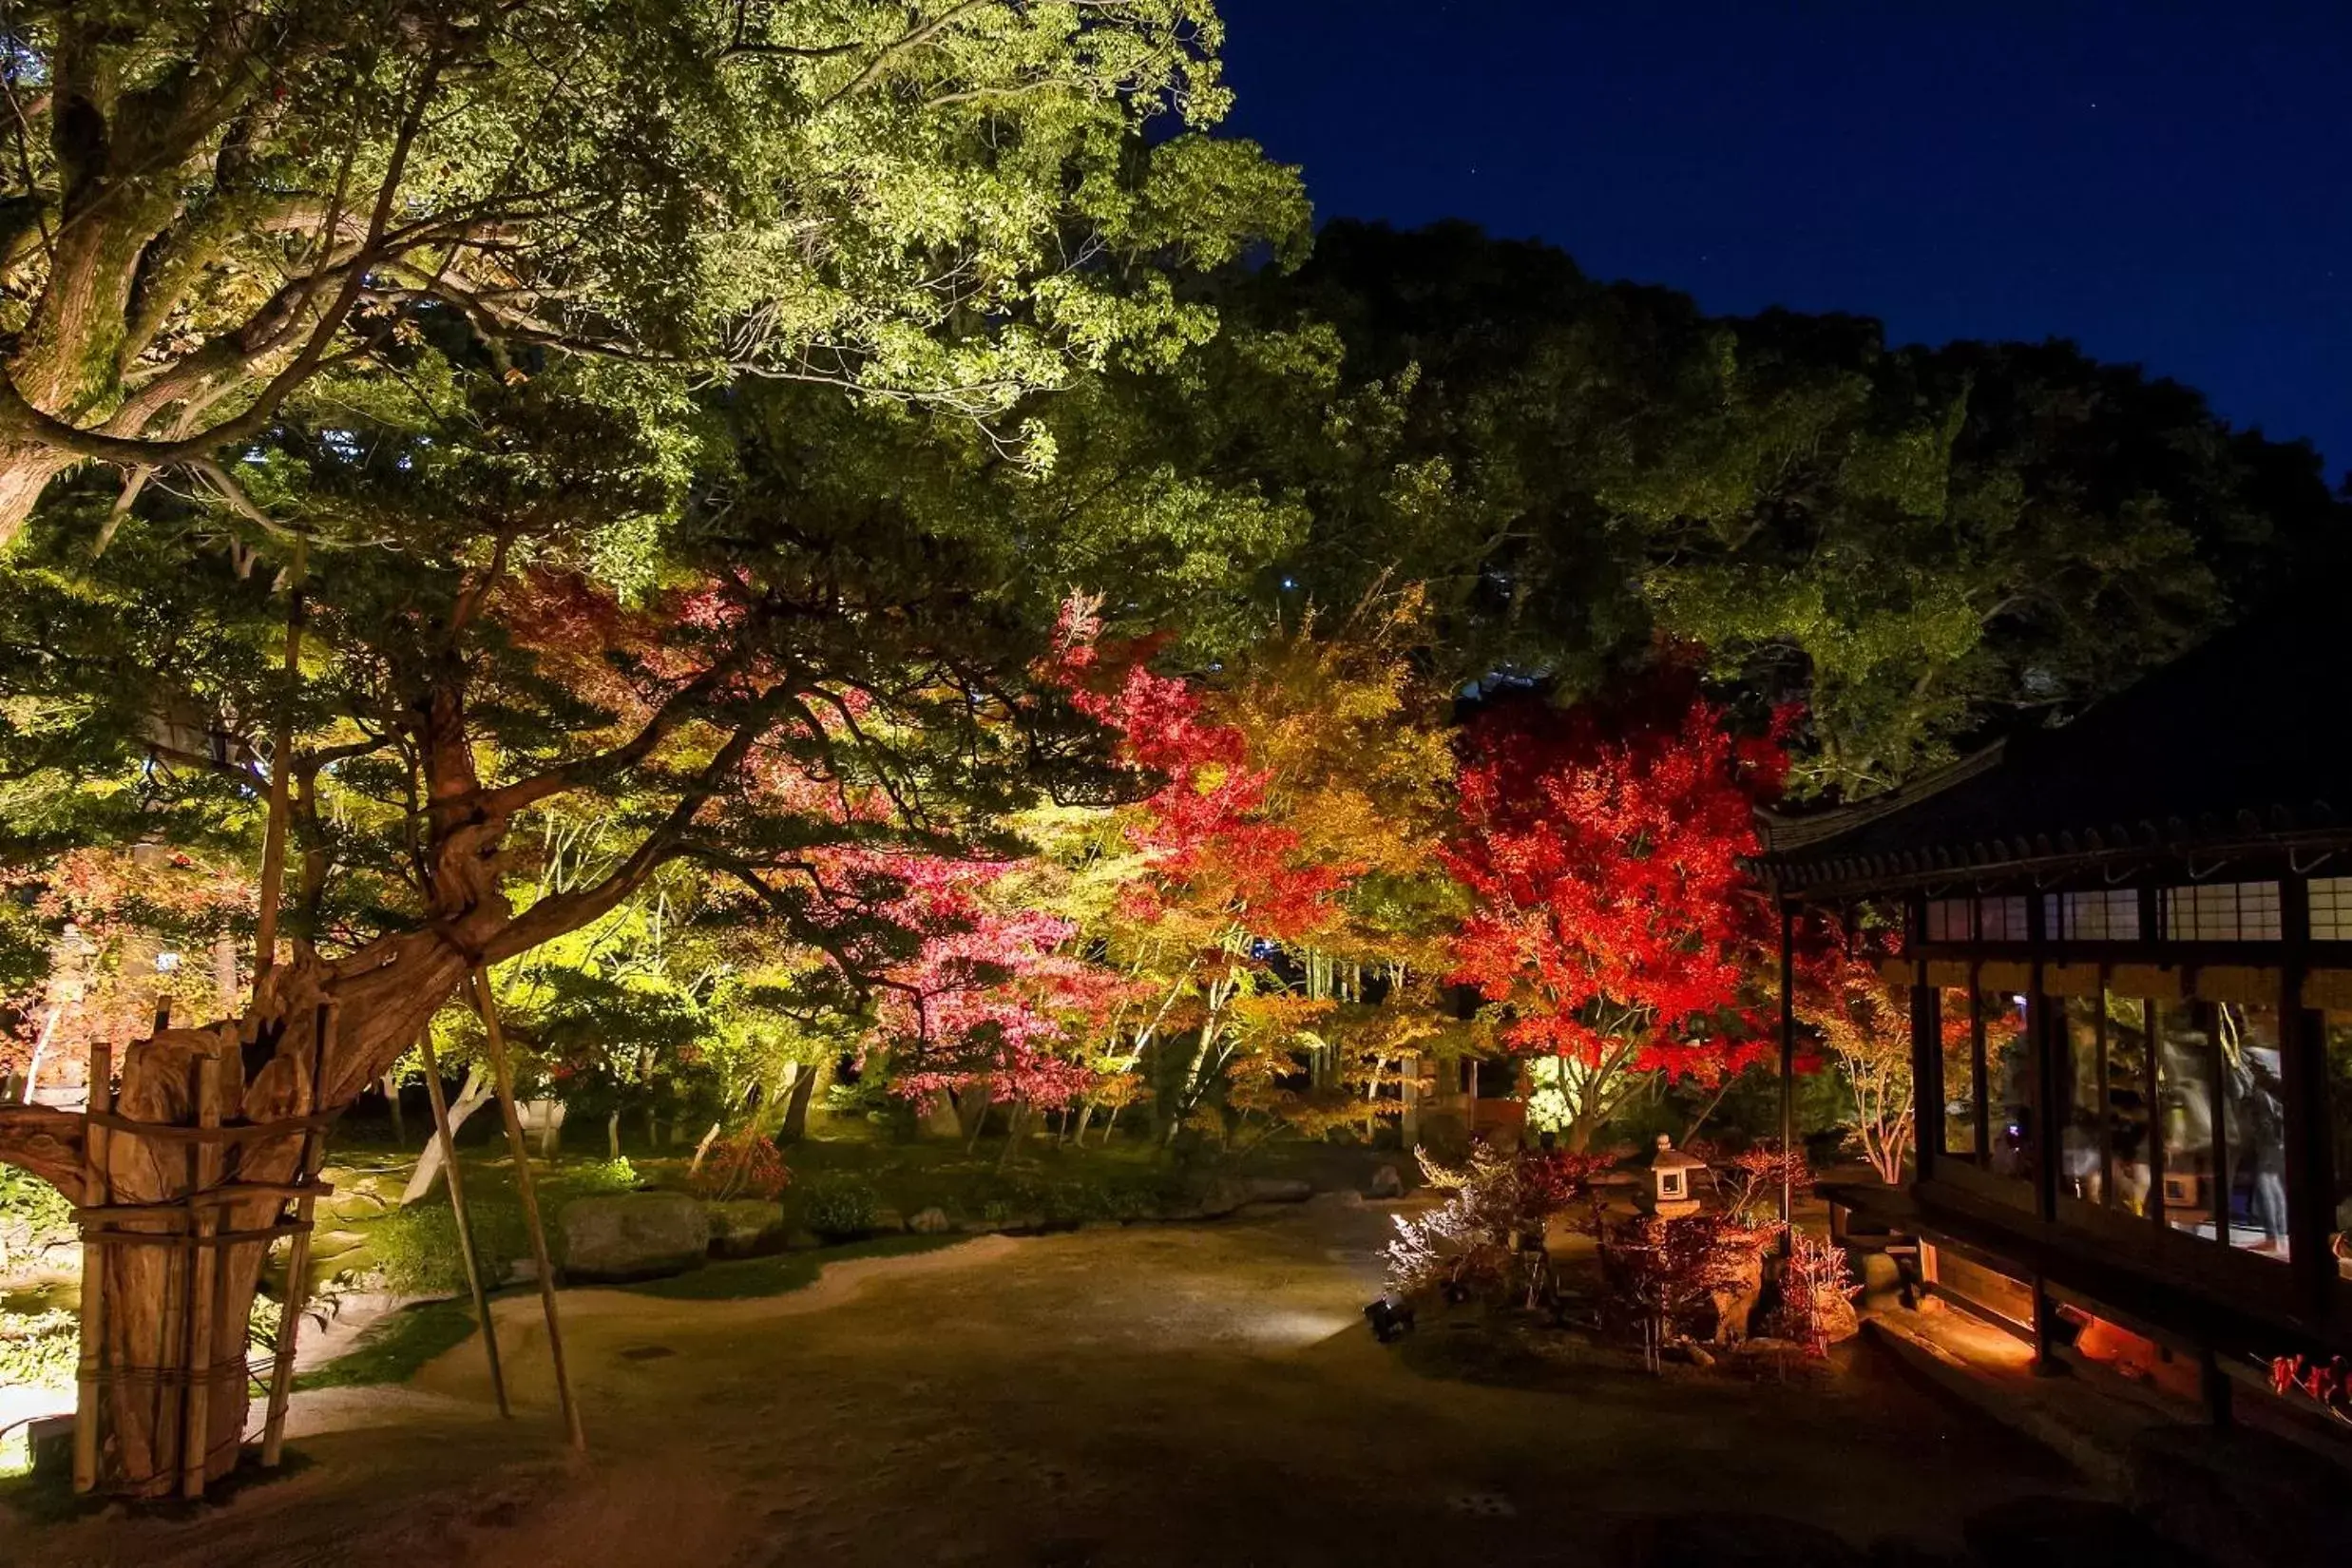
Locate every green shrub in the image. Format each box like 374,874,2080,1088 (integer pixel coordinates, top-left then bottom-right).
0,1166,74,1271
569,1157,641,1195
799,1174,881,1239
0,1309,77,1390
367,1199,533,1295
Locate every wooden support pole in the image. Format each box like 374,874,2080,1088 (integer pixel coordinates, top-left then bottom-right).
72,1043,112,1495
417,1029,509,1417
261,1002,335,1465
180,1054,221,1501
471,967,583,1450
252,575,306,982
149,993,185,1491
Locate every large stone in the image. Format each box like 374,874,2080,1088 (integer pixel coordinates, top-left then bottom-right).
1242,1177,1313,1205
908,1207,953,1234
1813,1289,1861,1345
1857,1249,1904,1310
560,1193,710,1283
1709,1249,1766,1345
702,1199,786,1258
1368,1164,1405,1199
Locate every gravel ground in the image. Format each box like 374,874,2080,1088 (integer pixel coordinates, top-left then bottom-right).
1,1197,2143,1568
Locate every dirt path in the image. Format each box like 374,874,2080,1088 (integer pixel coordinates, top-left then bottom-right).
4,1200,2101,1568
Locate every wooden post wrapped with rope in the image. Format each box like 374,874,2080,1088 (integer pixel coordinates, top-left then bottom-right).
68,1076,337,1497
179,1054,222,1500
71,1043,113,1494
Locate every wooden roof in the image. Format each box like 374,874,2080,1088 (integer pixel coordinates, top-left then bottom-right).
1760,602,2352,897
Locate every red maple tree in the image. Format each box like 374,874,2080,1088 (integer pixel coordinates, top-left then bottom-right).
1444,667,1792,1151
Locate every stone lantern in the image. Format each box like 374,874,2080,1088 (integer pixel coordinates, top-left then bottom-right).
1639,1134,1705,1220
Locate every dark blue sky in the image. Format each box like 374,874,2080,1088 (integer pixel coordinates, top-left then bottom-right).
1219,2,2352,483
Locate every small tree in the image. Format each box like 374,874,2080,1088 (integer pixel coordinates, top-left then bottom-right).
1444,668,1792,1151
1794,915,1916,1185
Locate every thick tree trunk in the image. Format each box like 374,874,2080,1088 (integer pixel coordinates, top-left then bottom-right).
778,1061,822,1144
0,663,692,1492
80,944,477,1496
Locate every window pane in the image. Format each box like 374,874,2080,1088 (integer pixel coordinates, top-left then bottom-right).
2311,879,2352,943
1979,896,2028,942
2051,889,2142,942
2218,1004,2288,1261
1925,898,1968,943
2158,1003,2217,1238
2161,881,2283,943
1940,987,1977,1159
1982,990,2036,1184
2106,995,2153,1215
2058,995,2105,1203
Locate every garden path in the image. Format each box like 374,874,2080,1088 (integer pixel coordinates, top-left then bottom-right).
2,1198,2156,1568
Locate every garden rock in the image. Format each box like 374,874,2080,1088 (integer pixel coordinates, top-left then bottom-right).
312,1229,367,1261
560,1193,710,1283
1857,1249,1903,1310
702,1199,786,1258
1190,1179,1249,1218
908,1207,953,1234
1243,1177,1313,1205
1368,1164,1405,1199
1813,1289,1861,1345
1709,1249,1766,1344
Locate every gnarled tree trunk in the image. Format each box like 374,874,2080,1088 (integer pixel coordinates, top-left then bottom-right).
0,697,518,1493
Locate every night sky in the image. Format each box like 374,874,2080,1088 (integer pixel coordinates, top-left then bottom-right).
1219,1,2352,484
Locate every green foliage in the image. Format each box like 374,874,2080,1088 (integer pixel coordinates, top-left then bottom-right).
367,1200,531,1297
1,1,1309,533
0,1166,75,1271
1208,221,2346,796
293,1301,483,1391
0,1308,77,1389
798,1174,884,1239
575,1157,642,1196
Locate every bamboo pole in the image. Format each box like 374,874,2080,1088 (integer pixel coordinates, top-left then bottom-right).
417,1029,509,1417
261,1002,335,1464
180,1054,221,1501
72,1043,113,1494
149,998,182,1489
252,564,306,982
470,967,583,1449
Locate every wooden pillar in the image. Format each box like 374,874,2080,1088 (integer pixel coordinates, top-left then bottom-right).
71,1044,112,1494
2277,874,2333,1316
2028,892,2060,1225
180,1055,221,1500
2029,1272,2065,1377
2199,1343,2234,1427
1778,900,1796,1232
1909,912,1939,1188
471,967,584,1450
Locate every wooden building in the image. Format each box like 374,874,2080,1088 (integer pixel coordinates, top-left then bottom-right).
1761,606,2352,1415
